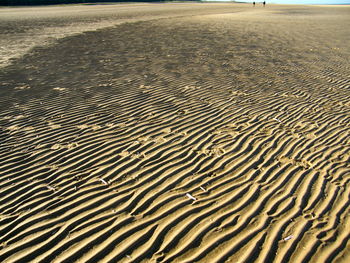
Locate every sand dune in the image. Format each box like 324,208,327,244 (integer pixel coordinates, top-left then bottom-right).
0,3,350,263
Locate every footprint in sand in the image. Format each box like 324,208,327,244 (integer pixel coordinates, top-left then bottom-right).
77,124,89,129
14,85,30,90
53,87,67,91
119,151,130,157
48,121,61,129
6,125,20,131
51,144,62,150
162,127,172,134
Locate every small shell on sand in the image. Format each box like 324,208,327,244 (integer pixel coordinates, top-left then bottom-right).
186,193,196,201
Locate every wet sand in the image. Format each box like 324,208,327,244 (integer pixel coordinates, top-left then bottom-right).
0,3,350,262
0,2,246,68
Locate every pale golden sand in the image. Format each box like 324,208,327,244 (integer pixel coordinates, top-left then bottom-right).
0,3,350,263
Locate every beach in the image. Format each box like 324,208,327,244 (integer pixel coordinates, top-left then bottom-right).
0,3,350,262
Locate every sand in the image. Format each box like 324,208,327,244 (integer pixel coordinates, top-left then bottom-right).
0,3,350,263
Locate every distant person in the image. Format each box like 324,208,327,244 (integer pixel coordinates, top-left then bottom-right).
253,1,255,6
263,1,266,7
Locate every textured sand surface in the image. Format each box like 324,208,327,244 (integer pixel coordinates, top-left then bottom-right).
0,3,350,263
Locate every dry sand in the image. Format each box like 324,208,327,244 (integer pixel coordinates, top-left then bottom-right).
0,3,350,263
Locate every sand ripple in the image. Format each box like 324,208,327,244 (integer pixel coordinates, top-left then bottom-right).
0,4,350,263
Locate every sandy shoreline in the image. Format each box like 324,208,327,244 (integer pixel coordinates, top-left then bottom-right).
1,3,350,262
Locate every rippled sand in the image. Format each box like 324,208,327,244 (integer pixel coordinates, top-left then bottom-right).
0,3,350,263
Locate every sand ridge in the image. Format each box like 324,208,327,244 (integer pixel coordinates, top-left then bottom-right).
0,3,350,263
